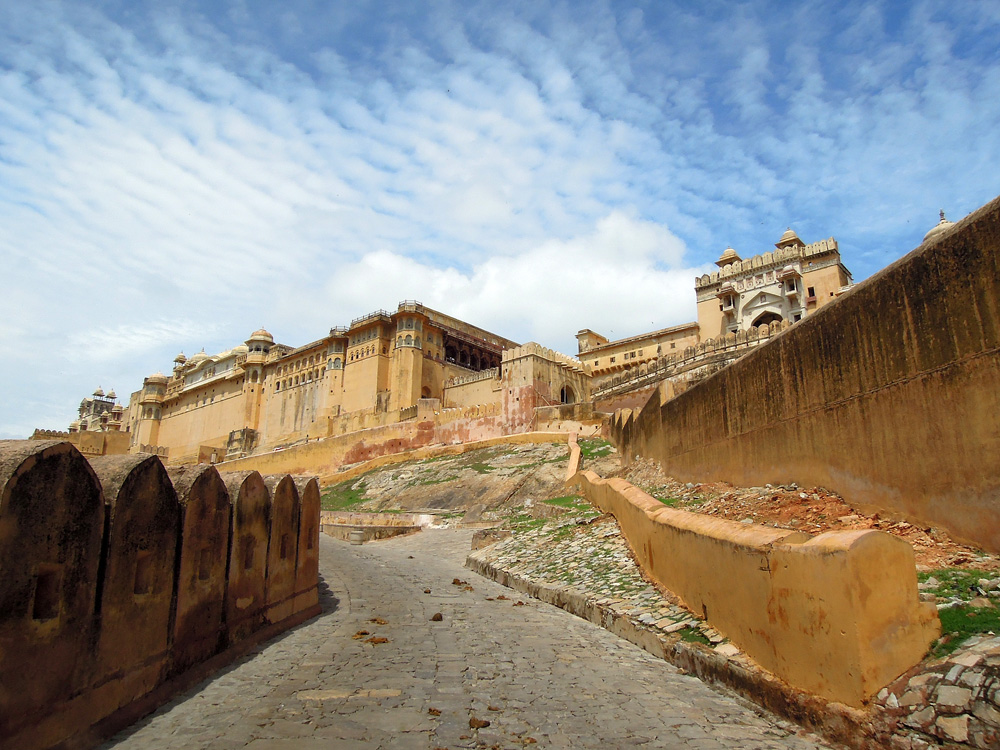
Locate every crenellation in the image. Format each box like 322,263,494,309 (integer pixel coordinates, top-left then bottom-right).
0,439,320,750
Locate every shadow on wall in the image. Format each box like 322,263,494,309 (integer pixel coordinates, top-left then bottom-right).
610,193,1000,555
0,440,321,750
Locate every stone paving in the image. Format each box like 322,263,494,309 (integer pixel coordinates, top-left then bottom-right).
103,529,833,749
468,508,1000,749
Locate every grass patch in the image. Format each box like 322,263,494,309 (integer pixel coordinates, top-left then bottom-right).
320,478,370,511
678,628,712,646
544,495,589,509
465,462,497,474
654,496,681,507
579,438,613,459
932,605,1000,658
918,569,992,600
408,474,460,487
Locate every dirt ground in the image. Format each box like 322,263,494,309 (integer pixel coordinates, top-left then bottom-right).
617,457,1000,573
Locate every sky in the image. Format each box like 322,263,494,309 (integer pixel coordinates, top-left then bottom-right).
2,0,999,438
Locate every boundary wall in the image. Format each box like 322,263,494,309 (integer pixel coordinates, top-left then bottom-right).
571,469,939,707
612,194,1000,553
225,428,571,486
0,440,320,750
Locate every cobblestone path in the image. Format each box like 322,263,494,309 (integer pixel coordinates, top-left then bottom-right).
103,530,834,749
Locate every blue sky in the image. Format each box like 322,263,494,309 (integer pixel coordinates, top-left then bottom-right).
1,0,998,437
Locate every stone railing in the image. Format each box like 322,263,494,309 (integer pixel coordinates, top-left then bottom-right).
446,367,499,387
0,440,321,750
593,321,790,400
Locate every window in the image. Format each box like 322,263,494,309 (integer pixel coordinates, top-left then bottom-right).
610,356,616,363
807,286,815,297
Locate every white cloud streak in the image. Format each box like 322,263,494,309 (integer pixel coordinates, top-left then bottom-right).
0,0,998,436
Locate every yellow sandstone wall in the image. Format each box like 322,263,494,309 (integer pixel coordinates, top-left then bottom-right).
613,194,1000,553
573,469,939,706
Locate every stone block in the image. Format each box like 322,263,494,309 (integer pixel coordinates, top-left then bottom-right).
292,476,320,614
264,475,300,624
220,470,271,644
89,453,179,710
0,441,105,743
167,464,231,675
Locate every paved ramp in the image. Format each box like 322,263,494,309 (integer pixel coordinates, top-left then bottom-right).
104,530,832,749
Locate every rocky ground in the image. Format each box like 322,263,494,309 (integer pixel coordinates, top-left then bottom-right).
616,457,1000,573
322,441,619,517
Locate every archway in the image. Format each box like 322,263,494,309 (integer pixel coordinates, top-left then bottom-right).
750,311,783,328
560,385,575,404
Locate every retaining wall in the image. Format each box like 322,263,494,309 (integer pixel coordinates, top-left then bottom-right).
572,469,939,707
611,194,1000,553
0,440,320,750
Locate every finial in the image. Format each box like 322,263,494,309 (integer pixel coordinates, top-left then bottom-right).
939,209,946,222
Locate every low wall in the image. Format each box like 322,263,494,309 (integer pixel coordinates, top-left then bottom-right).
572,469,939,707
323,524,421,542
0,440,320,750
612,194,1000,553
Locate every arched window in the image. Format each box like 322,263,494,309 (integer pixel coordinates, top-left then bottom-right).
560,385,575,404
405,334,412,346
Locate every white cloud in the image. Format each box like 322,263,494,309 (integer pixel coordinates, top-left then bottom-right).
0,0,998,436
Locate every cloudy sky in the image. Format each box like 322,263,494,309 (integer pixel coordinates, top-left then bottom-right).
2,0,998,437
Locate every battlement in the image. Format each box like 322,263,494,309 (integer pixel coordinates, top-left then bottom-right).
695,238,839,289
502,342,588,373
0,441,320,749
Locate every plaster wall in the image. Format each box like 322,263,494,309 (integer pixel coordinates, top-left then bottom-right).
166,465,231,675
614,194,1000,553
573,469,939,706
88,455,179,712
442,373,499,408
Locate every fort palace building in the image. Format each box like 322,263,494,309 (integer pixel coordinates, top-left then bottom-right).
47,228,856,463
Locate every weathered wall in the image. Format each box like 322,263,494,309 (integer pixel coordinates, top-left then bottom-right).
573,469,939,707
0,440,320,750
612,194,1000,553
220,471,270,644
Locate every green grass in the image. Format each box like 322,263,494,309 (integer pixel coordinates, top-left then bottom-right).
917,568,1000,657
932,605,1000,658
678,628,712,646
918,569,991,600
579,438,613,459
320,478,370,511
544,495,590,509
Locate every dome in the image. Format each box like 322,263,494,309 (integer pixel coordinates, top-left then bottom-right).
775,228,803,249
923,210,955,243
111,403,124,413
93,386,105,397
188,349,210,364
107,389,117,400
146,372,169,384
248,328,274,343
715,246,742,267
174,352,187,364
232,344,249,355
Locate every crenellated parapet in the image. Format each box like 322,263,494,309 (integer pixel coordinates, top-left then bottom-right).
0,440,321,750
695,238,840,290
502,342,589,374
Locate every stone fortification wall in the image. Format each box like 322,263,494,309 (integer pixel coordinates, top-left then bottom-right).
0,440,320,750
572,469,939,707
612,194,1000,553
501,343,591,433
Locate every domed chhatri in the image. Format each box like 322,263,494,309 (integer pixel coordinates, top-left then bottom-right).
715,246,742,267
775,227,804,249
923,210,955,243
248,328,274,343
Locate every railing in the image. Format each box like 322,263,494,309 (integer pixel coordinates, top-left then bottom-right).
445,367,499,387
592,322,790,400
350,310,393,327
